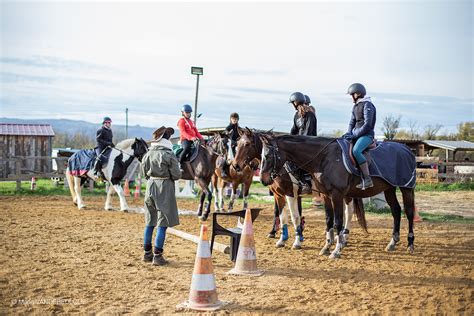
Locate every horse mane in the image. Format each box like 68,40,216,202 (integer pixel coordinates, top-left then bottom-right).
278,135,334,144
115,138,135,149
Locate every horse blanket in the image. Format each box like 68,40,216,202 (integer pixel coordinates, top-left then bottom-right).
336,138,416,188
67,149,97,176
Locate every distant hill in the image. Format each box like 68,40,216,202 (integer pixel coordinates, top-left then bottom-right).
0,117,158,140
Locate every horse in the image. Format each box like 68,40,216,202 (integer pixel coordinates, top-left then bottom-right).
178,138,219,221
66,138,149,211
209,132,255,212
258,134,416,259
232,128,356,250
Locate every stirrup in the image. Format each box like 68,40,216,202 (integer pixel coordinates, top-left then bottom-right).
356,177,374,190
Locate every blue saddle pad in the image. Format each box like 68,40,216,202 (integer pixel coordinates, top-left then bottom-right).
336,138,416,188
67,149,97,176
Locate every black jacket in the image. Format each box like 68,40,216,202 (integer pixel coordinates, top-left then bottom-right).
96,126,114,151
290,111,317,136
225,123,239,142
347,99,376,139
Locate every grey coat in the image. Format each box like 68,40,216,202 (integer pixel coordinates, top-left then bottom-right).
141,144,181,227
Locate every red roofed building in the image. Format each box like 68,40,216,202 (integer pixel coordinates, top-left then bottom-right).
0,123,55,178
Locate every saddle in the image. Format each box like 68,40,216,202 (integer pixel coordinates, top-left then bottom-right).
172,142,201,163
336,138,417,188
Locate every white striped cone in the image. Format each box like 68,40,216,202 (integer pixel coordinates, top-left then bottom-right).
178,224,223,311
228,209,264,276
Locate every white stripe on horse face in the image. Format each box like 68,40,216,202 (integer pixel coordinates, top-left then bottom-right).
259,147,265,179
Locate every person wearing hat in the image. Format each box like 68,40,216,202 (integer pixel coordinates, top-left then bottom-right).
141,126,181,266
93,116,114,177
177,104,204,171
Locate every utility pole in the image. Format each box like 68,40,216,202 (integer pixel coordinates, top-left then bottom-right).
191,67,203,124
125,107,129,139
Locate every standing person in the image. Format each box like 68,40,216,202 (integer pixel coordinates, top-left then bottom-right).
177,104,204,172
289,92,317,194
343,83,376,190
94,116,114,177
141,126,181,266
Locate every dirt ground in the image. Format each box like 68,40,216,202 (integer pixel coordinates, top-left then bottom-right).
1,194,473,314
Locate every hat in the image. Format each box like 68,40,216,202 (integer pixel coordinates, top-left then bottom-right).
151,126,175,142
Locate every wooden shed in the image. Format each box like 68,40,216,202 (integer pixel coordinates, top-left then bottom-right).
0,123,55,178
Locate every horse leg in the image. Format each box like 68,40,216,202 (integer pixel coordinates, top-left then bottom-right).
401,188,415,254
104,182,115,211
228,184,237,211
201,188,213,221
268,198,280,238
211,175,220,211
242,180,251,210
276,205,289,248
112,183,129,212
319,195,334,256
74,176,86,209
197,191,206,217
384,187,402,252
66,172,77,205
342,197,354,248
286,195,302,249
329,194,345,259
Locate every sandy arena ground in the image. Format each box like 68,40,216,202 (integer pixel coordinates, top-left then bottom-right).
1,194,473,314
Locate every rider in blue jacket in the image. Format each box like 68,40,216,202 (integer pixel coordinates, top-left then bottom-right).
344,83,376,190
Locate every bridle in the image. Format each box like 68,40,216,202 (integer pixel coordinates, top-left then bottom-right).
108,139,149,162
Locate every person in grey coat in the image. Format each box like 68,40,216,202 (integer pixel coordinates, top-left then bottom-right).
141,126,181,266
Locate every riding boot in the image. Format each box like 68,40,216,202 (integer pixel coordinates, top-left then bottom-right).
152,248,168,266
356,162,374,190
220,162,229,178
300,174,312,195
143,244,153,262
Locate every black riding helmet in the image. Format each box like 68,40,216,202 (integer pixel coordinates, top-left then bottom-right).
347,83,366,97
304,95,311,105
289,92,306,108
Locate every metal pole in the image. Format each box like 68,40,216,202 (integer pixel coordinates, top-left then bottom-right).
125,107,129,139
193,74,200,124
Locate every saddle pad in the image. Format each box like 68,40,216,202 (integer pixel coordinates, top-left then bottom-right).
172,143,200,162
336,138,416,188
67,149,96,176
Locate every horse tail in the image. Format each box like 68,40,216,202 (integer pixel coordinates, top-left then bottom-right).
353,198,368,233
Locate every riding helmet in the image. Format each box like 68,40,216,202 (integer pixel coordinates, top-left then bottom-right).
181,104,193,113
230,112,239,120
304,95,311,104
289,92,306,106
103,116,112,123
347,83,366,97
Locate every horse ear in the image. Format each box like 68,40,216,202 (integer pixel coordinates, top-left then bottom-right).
258,134,270,145
245,127,253,136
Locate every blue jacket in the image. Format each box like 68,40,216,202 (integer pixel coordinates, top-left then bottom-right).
347,97,376,139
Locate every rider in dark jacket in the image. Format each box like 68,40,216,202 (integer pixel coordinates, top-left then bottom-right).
225,112,240,157
289,92,317,195
343,83,376,190
94,117,114,177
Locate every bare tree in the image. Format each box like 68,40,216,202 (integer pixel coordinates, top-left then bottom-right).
423,124,443,140
407,119,420,140
382,114,401,140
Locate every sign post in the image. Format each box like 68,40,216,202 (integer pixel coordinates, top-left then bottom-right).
191,66,203,124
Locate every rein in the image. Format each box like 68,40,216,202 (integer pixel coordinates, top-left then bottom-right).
268,138,337,180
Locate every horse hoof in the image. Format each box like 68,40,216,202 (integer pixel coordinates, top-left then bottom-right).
267,232,276,238
329,252,341,259
275,241,285,248
407,245,415,254
292,244,302,250
385,244,396,252
319,247,330,256
199,215,209,221
121,209,129,213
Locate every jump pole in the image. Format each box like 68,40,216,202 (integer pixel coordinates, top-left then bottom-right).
168,228,230,254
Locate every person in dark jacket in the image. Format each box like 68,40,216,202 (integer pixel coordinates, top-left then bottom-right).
289,92,317,195
225,112,240,157
343,83,376,190
93,116,114,177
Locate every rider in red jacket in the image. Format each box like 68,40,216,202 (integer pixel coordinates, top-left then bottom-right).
177,104,203,169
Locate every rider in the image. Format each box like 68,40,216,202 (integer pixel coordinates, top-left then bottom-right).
289,92,317,195
343,83,376,190
93,116,114,177
141,126,181,266
220,112,240,178
177,104,204,172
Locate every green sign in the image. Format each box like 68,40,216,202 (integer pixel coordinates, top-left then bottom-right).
191,67,203,75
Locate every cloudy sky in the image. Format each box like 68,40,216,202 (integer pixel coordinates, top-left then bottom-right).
1,0,472,135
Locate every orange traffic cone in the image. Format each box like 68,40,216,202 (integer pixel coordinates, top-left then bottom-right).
228,209,264,276
124,179,130,197
134,178,141,200
414,203,423,222
177,224,224,311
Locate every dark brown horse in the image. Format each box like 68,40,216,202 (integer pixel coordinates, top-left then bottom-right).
232,129,358,250
179,138,219,221
259,134,416,258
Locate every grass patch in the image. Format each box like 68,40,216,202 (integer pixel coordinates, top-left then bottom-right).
415,182,473,191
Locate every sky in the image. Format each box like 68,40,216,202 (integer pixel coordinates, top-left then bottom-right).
1,0,473,136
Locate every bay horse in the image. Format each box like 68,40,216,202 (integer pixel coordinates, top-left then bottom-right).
209,132,255,212
232,129,356,250
66,138,149,211
179,138,219,221
259,134,416,258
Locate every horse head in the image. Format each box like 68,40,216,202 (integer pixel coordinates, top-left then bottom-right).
258,134,286,186
233,127,258,172
132,137,149,162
